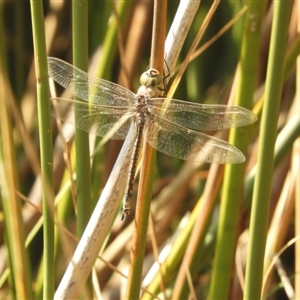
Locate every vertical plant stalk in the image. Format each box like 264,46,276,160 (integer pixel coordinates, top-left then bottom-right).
168,0,220,97
164,0,200,75
71,0,92,297
244,2,293,299
0,50,33,300
30,0,55,298
72,0,91,242
244,35,300,207
295,6,300,296
124,1,167,299
295,139,300,298
294,4,300,298
208,2,265,299
140,1,201,298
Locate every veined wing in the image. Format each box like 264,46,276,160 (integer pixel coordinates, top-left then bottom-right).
51,97,133,139
47,57,136,107
147,98,257,131
146,114,245,164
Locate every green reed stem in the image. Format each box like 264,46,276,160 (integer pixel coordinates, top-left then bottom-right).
30,0,55,298
124,1,167,299
244,2,293,299
208,2,265,298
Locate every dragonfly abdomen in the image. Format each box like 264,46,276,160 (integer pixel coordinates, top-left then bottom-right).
121,96,148,220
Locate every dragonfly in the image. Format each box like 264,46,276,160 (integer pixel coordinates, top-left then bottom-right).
47,57,257,220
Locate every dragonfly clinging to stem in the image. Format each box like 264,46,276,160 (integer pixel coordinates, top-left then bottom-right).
47,57,257,220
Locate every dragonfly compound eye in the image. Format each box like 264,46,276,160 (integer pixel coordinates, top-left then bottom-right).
140,68,163,87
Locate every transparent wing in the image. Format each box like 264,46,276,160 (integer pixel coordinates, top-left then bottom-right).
146,114,245,164
51,97,133,139
147,98,257,131
48,57,136,106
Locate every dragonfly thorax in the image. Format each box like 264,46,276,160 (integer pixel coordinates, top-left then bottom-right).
133,95,150,126
137,85,158,98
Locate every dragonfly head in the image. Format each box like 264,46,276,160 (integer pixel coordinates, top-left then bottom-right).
140,68,163,87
